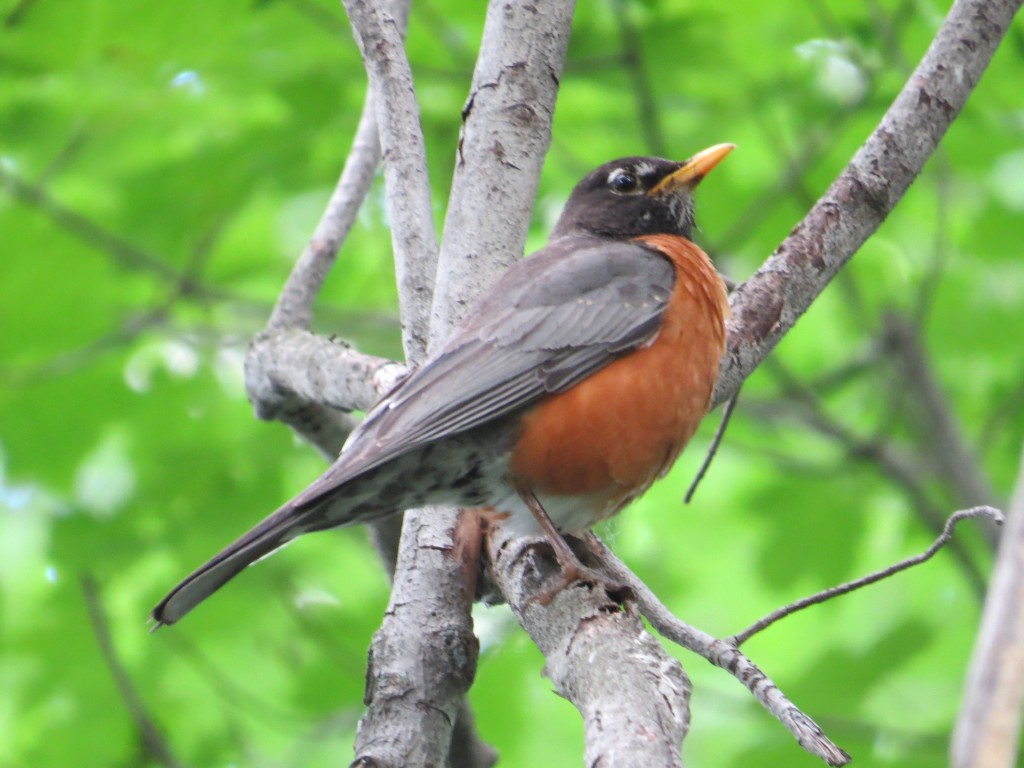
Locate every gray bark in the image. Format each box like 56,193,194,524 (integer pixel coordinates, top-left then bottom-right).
952,445,1024,767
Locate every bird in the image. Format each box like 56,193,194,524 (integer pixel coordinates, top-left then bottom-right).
152,143,734,626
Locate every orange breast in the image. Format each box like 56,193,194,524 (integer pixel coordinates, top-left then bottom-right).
508,235,729,520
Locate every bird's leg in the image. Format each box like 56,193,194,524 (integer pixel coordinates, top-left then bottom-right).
508,477,631,606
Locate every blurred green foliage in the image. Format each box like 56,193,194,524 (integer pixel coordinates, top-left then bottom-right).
1,0,1022,765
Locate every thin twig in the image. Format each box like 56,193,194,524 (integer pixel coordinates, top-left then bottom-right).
685,390,740,503
729,505,1004,647
268,90,381,331
592,504,1002,762
81,576,182,768
610,0,666,156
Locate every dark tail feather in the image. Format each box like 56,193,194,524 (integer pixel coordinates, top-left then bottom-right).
150,500,308,628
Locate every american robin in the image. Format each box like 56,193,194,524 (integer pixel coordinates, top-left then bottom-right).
152,143,733,626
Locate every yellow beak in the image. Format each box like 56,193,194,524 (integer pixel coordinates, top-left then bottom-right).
649,143,735,194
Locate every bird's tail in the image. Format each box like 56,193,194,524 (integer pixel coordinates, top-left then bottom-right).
150,499,313,628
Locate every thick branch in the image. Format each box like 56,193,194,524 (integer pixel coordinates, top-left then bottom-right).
429,0,576,336
713,0,1022,407
341,0,438,362
355,1,576,764
952,446,1024,767
354,510,485,767
486,528,690,768
246,328,405,420
244,328,404,458
82,577,182,768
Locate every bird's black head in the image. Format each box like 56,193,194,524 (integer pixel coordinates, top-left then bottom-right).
550,144,734,241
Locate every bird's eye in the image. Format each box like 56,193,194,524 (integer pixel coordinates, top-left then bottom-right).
608,169,639,194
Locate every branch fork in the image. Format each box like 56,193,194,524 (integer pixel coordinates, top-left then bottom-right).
237,0,1021,763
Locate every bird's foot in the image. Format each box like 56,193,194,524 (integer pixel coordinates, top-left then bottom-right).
526,537,633,607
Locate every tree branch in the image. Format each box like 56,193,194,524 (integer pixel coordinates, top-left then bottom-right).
354,1,576,765
952,446,1024,767
268,89,381,331
712,0,1023,407
82,576,182,768
729,506,1003,646
486,527,691,768
591,540,850,766
429,0,576,337
246,329,405,421
354,509,487,767
341,0,438,363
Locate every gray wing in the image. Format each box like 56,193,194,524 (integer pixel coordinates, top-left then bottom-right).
314,236,675,489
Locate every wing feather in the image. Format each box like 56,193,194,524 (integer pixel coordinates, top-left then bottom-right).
316,236,675,487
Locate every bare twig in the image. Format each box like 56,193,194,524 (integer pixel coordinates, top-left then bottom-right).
684,390,739,503
81,576,182,768
729,506,1003,647
594,506,1002,763
953,449,1024,767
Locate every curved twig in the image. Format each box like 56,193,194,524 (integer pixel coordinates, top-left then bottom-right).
267,90,381,331
729,505,1004,647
